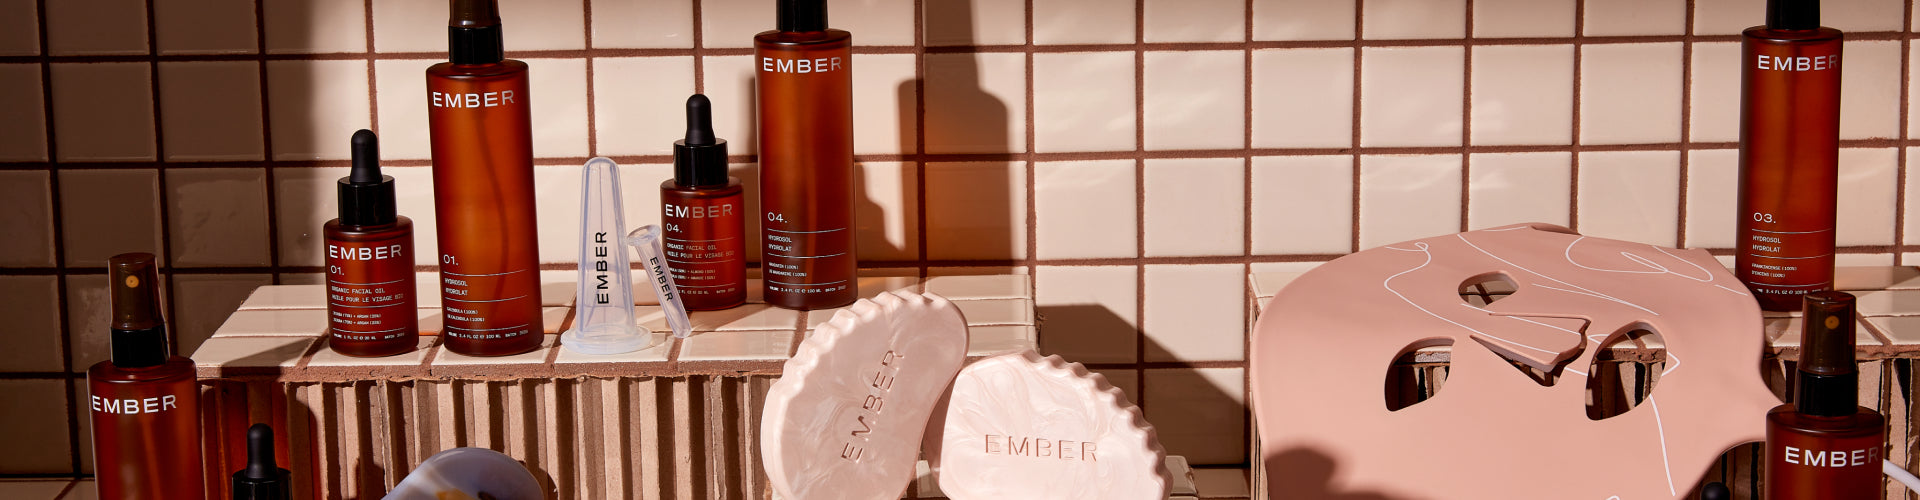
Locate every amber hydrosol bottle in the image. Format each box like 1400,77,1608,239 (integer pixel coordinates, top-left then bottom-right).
755,0,857,310
1764,292,1885,499
662,94,747,310
1735,0,1843,311
325,130,419,357
88,253,205,500
426,0,543,356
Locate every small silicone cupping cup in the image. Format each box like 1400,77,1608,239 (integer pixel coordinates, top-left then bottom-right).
560,157,657,355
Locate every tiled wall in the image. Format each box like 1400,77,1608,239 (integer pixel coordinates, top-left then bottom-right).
1,0,1918,477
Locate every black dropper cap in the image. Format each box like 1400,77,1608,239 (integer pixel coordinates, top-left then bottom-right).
776,0,828,32
1766,0,1820,30
338,130,398,227
673,94,730,188
1795,291,1859,417
231,424,292,500
448,0,504,64
108,253,168,368
1702,482,1730,500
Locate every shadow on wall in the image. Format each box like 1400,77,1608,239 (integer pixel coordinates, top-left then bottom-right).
906,0,1018,263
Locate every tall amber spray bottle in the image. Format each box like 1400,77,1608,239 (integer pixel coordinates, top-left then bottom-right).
88,253,205,499
662,94,747,310
426,0,543,355
1736,0,1843,311
1764,292,1885,499
325,130,419,357
755,0,857,310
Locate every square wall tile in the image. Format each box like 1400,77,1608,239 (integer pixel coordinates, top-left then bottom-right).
68,274,169,369
1473,0,1575,37
1034,0,1134,44
372,58,438,160
699,55,758,154
1143,264,1245,362
527,58,590,159
50,63,156,162
1143,368,1245,464
1470,45,1573,146
1360,46,1464,147
0,381,72,473
1033,51,1136,153
1144,51,1245,150
369,0,442,53
59,169,163,267
1036,265,1137,364
1252,155,1352,255
1576,151,1680,246
925,162,1027,260
854,162,919,261
924,0,1027,46
1688,42,1742,143
1579,43,1682,145
1907,148,1920,245
619,161,687,235
1467,152,1571,229
158,62,265,161
1582,0,1685,36
154,0,257,54
263,0,367,54
1358,154,1461,250
589,0,694,48
1253,0,1355,40
1252,48,1353,149
500,0,586,51
1144,0,1245,43
1691,0,1764,35
0,0,37,56
266,60,371,161
1683,149,1738,248
532,164,584,264
1144,158,1243,257
44,0,147,55
0,276,65,372
1839,41,1901,140
1835,148,1897,246
923,53,1026,154
1093,369,1140,407
277,167,440,267
173,274,274,356
1362,0,1466,39
830,0,917,46
853,53,918,155
167,168,271,267
591,57,695,156
699,0,776,49
0,171,55,266
1822,0,1906,31
1035,160,1136,260
0,64,46,161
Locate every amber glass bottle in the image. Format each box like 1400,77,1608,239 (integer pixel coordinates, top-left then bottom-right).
1735,0,1843,311
755,0,857,310
1764,292,1885,499
426,0,543,356
662,94,747,310
88,253,205,500
325,130,418,357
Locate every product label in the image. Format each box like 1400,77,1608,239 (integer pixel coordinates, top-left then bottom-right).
586,232,616,306
90,394,178,415
761,56,844,74
439,266,537,341
663,196,745,307
1779,445,1879,468
1756,54,1840,72
429,90,518,108
327,239,416,343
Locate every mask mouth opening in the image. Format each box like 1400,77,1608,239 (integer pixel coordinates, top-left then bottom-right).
1385,337,1454,412
1585,324,1666,421
1458,272,1517,308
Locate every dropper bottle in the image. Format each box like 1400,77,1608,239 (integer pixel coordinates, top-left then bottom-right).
660,94,746,310
324,129,419,357
231,423,292,500
1763,291,1886,499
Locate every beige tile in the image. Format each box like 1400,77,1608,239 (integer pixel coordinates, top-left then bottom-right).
699,0,775,49
0,0,37,56
1251,48,1353,149
1839,41,1901,141
157,62,265,161
1576,151,1681,246
1144,0,1245,42
1690,0,1764,35
1865,316,1920,347
1473,0,1574,37
262,0,366,54
1251,155,1351,255
1249,270,1306,299
266,60,371,160
1033,51,1136,153
1034,0,1134,44
924,53,1026,154
1143,264,1246,362
697,55,757,154
431,334,558,366
925,274,1030,301
855,275,921,300
1144,51,1245,151
590,57,695,156
589,0,694,48
1035,265,1137,364
852,53,919,155
61,480,93,499
213,309,330,337
1193,468,1252,497
1143,368,1245,465
1856,290,1920,317
526,58,590,158
1470,45,1573,146
1253,0,1354,40
853,161,919,261
0,381,73,473
49,63,156,162
1092,368,1140,407
0,276,64,372
500,0,586,51
1035,160,1136,260
1683,149,1739,248
679,329,794,361
646,303,800,332
1362,0,1465,39
924,162,1027,260
1836,148,1898,247
927,266,1029,277
308,336,435,366
371,58,438,160
0,480,74,499
616,162,679,247
530,164,584,267
1579,43,1683,145
276,167,439,267
369,0,441,53
1834,266,1920,291
59,169,163,267
173,274,273,355
44,0,147,55
167,168,271,267
924,0,1026,46
0,171,54,266
0,64,46,161
1688,42,1742,143
1767,316,1881,348
554,331,671,364
1144,158,1244,257
1583,0,1686,36
190,335,314,370
1359,46,1463,147
1912,46,1920,139
1467,152,1571,229
950,298,1033,326
236,285,328,311
1357,154,1461,250
1908,148,1920,246
830,0,916,45
1834,253,1893,267
965,324,1036,357
154,0,256,54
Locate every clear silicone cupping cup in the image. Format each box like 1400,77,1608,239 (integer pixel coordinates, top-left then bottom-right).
629,224,693,339
560,157,657,355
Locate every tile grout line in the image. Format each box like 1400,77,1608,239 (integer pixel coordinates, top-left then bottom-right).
364,0,378,136
1569,0,1586,233
1460,0,1474,233
582,0,598,157
1132,0,1148,414
255,0,283,287
1242,0,1255,471
1676,0,1696,249
36,0,82,477
691,0,705,95
911,0,928,285
1023,0,1037,288
1349,0,1365,254
143,0,186,360
1896,0,1915,265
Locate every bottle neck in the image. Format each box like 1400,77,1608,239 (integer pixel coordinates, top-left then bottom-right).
449,25,504,65
1794,371,1857,417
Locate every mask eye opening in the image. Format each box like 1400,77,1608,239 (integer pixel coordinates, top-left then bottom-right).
1385,337,1454,412
1585,323,1665,421
1459,272,1517,308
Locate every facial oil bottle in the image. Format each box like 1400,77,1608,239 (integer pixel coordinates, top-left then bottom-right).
1764,292,1885,499
88,253,205,500
426,0,544,355
662,94,746,310
755,0,857,310
325,130,418,357
1735,0,1843,311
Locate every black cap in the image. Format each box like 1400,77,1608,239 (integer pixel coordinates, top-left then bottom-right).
777,0,828,32
338,130,398,227
1794,291,1858,417
673,94,730,187
1702,482,1730,500
231,424,292,500
1767,0,1820,30
108,253,168,368
448,0,504,64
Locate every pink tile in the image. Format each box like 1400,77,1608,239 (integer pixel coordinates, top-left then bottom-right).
1033,0,1134,44
829,0,916,46
1144,0,1244,43
166,168,270,267
154,0,257,55
590,57,695,156
1143,264,1246,362
1033,51,1135,153
1907,148,1920,246
855,275,921,298
158,62,265,161
1467,152,1571,229
1252,0,1354,41
965,324,1037,357
49,63,156,162
923,53,1026,154
63,480,94,498
431,334,557,367
1690,0,1764,35
44,0,147,55
1143,368,1245,464
617,161,679,236
1035,160,1136,259
0,0,37,56
0,381,73,473
854,162,919,261
1583,0,1685,36
1144,51,1245,150
262,0,366,54
924,162,1027,260
852,53,919,155
589,0,693,49
950,298,1033,326
923,0,1026,46
1252,48,1353,149
645,303,800,332
0,64,46,161
1470,45,1573,146
924,274,1031,300
525,58,590,159
1838,41,1901,141
499,0,586,51
1359,46,1464,147
0,276,64,372
1251,155,1351,255
699,0,775,49
1144,158,1243,257
1835,148,1898,247
1357,154,1461,250
266,60,371,160
531,164,584,265
1816,0,1906,31
58,169,163,267
1361,0,1465,39
1576,151,1680,246
696,55,758,154
1683,149,1739,248
1035,265,1137,364
1472,0,1574,37
368,0,441,54
307,336,436,368
1091,369,1140,408
0,171,55,267
1687,42,1742,143
237,284,329,311
172,274,273,357
679,329,793,361
1579,43,1682,145
371,58,438,160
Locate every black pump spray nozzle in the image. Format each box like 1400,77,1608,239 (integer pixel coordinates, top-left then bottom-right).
231,423,292,500
673,94,730,187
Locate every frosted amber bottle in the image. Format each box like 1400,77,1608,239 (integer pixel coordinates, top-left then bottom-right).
755,0,857,310
1735,0,1843,311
